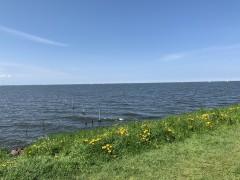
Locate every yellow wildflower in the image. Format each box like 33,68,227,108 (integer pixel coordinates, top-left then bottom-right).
143,129,149,134
201,113,209,120
166,128,175,137
117,127,129,136
102,144,113,154
82,139,88,143
206,122,211,127
221,113,227,119
89,138,101,145
140,129,151,141
187,115,195,121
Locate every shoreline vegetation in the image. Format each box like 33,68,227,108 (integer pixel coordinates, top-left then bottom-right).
1,104,240,179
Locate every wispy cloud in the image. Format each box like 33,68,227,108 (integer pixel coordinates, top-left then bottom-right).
0,61,74,85
160,53,185,61
0,61,68,76
0,62,25,67
0,25,68,47
0,74,12,78
160,44,240,61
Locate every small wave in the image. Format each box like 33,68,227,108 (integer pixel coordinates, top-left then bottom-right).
123,112,143,117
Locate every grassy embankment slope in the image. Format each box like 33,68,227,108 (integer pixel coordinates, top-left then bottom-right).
1,104,240,179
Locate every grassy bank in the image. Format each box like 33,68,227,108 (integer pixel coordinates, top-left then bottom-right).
85,125,240,179
1,104,240,179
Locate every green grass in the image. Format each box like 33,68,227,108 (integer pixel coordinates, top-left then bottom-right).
86,125,240,179
1,104,240,179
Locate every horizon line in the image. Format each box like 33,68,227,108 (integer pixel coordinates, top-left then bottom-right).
0,80,238,86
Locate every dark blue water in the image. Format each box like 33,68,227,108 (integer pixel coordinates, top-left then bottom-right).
1,82,240,149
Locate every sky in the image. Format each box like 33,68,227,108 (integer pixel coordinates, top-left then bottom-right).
0,0,240,85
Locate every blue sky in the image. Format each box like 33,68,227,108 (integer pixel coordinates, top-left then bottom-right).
0,0,240,85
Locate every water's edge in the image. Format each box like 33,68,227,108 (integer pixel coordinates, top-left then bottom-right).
1,82,240,149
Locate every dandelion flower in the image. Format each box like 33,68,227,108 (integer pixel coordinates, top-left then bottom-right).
206,122,211,127
201,113,209,120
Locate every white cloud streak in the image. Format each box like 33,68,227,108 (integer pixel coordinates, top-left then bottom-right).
0,61,74,84
0,74,12,78
2,61,66,72
160,53,185,61
0,61,69,79
0,25,68,47
160,44,240,61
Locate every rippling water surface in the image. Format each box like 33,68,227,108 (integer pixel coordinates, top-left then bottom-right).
1,82,240,149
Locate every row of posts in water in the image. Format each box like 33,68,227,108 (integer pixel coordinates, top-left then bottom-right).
24,109,124,135
23,97,125,135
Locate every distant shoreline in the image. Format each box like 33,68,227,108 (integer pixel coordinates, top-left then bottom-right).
0,80,239,86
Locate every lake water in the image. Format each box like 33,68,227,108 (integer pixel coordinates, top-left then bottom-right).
1,82,240,149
